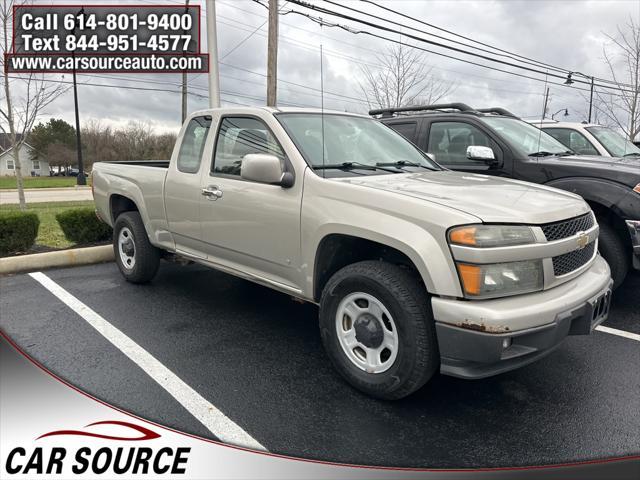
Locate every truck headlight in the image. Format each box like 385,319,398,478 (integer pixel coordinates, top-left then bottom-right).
449,225,536,248
456,260,544,298
457,260,544,298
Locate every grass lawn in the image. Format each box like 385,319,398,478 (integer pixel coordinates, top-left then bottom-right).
0,176,83,189
0,201,97,249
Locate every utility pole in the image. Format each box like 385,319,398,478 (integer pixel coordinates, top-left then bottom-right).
266,0,278,106
542,87,550,119
72,8,86,186
588,76,594,123
206,0,220,108
181,0,190,123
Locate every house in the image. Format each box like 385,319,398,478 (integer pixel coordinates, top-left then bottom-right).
0,134,49,176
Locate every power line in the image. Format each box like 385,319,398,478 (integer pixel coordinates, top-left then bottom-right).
282,0,634,94
357,0,631,89
277,0,632,98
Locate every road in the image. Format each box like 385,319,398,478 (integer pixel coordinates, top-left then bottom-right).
1,262,639,468
0,187,93,204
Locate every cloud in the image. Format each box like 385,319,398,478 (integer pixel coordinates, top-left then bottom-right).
12,0,640,133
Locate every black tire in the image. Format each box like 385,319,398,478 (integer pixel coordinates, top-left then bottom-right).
113,211,160,284
319,260,439,400
598,219,628,289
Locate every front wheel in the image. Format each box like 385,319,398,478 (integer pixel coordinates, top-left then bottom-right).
319,261,439,400
597,220,628,289
113,211,160,284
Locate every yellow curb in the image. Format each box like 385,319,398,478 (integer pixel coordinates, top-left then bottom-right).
0,245,114,275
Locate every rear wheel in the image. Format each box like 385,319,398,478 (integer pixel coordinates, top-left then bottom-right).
319,260,439,400
113,211,160,283
597,219,628,289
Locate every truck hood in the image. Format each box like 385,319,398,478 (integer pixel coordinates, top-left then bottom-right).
540,154,640,187
336,170,590,224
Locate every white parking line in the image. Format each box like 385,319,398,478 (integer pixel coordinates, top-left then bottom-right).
28,271,266,451
595,325,640,342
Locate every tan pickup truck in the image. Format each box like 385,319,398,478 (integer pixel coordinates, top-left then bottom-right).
92,107,613,399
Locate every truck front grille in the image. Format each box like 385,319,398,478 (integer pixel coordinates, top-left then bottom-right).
552,242,596,276
541,213,594,241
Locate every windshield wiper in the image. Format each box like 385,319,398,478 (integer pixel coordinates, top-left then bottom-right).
376,160,435,171
623,152,640,157
314,161,399,173
528,151,556,157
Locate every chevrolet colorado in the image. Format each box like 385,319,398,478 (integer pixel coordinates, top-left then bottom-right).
92,107,613,399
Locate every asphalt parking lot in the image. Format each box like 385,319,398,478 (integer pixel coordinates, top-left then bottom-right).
1,261,639,468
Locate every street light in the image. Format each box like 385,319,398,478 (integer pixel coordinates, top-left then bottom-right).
551,108,569,120
564,71,595,123
71,8,86,186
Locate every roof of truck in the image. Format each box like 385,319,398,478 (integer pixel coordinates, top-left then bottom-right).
190,106,367,117
529,119,601,129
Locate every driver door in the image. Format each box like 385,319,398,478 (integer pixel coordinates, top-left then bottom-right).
425,121,506,176
198,116,303,292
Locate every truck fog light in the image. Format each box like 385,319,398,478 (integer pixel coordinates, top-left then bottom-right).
502,338,512,349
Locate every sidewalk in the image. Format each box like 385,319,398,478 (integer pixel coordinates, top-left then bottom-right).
0,187,93,204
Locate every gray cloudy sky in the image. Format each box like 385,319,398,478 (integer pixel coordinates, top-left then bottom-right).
23,0,640,133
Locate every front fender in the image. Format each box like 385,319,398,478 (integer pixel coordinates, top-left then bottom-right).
306,220,463,299
545,177,640,219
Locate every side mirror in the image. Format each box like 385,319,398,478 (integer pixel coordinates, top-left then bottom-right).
466,145,496,164
241,154,293,187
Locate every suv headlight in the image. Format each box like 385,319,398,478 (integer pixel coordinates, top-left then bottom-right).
634,183,640,194
449,225,536,247
449,225,542,298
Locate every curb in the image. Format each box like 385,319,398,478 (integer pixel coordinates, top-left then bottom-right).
0,245,114,275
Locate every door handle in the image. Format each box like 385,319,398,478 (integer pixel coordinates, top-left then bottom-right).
201,186,223,200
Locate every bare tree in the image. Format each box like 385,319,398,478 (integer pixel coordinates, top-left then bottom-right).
594,17,640,141
359,42,456,110
0,0,67,210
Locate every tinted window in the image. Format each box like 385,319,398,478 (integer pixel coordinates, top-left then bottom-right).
543,128,598,155
177,116,212,173
387,122,417,142
212,117,285,177
427,122,491,164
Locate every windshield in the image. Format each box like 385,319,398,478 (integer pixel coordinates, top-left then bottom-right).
481,117,570,156
276,113,439,174
586,126,640,157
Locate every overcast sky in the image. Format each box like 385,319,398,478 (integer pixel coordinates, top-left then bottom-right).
12,0,640,133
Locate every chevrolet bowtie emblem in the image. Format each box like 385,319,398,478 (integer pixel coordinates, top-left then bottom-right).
576,232,589,249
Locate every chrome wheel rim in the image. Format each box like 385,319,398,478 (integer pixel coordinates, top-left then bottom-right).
118,227,136,270
335,292,399,373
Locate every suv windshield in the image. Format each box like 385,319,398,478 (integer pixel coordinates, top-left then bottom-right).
277,113,439,175
585,126,640,157
481,117,570,156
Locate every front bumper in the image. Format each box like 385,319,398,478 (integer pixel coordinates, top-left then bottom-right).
626,220,640,270
432,255,613,379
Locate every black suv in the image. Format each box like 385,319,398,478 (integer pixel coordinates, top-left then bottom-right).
373,103,640,287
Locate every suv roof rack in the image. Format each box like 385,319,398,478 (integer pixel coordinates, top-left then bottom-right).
476,107,517,118
369,103,474,118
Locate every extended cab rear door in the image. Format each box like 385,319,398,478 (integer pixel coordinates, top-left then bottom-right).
164,114,214,257
197,114,303,294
